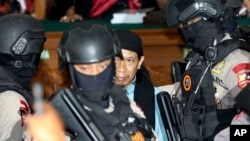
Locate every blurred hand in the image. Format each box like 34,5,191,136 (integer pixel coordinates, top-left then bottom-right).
26,102,65,141
60,6,83,23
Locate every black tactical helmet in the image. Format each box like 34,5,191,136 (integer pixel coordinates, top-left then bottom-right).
58,21,123,70
0,13,45,55
0,13,46,68
165,0,243,27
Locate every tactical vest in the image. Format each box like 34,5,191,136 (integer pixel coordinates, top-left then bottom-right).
87,90,155,141
175,39,250,141
0,67,33,107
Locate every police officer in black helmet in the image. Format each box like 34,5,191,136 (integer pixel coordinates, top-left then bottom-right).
50,21,158,141
159,0,250,140
0,13,46,140
165,0,244,52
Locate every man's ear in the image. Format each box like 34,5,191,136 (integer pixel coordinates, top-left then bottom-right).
138,56,145,69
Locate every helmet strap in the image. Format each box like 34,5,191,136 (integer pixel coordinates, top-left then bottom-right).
0,54,38,69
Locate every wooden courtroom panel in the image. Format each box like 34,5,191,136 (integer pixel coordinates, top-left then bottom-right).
33,28,185,98
33,0,46,20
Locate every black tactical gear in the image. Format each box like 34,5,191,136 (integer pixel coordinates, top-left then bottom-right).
0,13,46,108
0,13,45,55
160,39,250,141
53,21,156,141
58,21,122,70
50,86,156,141
0,66,33,106
0,13,46,70
57,21,123,101
165,0,242,27
162,0,249,140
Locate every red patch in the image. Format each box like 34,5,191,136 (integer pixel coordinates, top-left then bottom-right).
232,63,250,88
20,100,29,126
234,111,247,121
232,63,250,74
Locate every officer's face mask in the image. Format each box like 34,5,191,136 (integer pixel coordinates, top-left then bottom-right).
1,54,40,90
73,59,115,102
178,18,224,53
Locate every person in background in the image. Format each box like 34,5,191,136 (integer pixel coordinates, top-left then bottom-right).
0,0,34,17
47,0,162,23
17,0,33,14
114,29,168,141
0,0,21,16
0,13,46,140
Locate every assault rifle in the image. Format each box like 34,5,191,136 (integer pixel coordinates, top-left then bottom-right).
157,91,182,141
49,88,132,141
49,88,108,141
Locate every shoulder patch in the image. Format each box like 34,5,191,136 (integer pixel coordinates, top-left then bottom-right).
237,73,250,88
212,60,225,74
183,74,192,91
232,63,250,74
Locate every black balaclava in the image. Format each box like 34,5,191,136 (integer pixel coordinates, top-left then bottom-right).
178,19,225,53
72,59,116,107
0,54,40,91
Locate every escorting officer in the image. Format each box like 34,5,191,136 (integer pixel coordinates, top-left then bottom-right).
0,13,46,140
159,0,250,140
49,21,158,141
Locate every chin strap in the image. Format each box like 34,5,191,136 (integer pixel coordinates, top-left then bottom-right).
10,60,36,68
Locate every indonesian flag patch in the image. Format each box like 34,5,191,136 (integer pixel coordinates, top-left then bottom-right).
232,63,250,88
